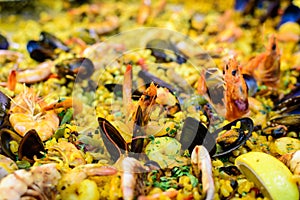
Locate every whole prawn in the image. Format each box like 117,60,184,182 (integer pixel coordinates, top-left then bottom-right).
8,88,60,141
243,34,281,89
224,58,249,121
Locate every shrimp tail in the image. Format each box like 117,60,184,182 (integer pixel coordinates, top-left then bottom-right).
7,70,17,91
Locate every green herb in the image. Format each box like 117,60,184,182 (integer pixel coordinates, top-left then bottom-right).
54,125,66,139
166,127,170,132
148,135,155,142
60,108,74,125
16,160,31,169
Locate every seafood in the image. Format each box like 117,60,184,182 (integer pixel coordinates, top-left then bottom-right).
0,34,9,50
46,140,86,167
88,16,120,35
55,57,95,80
0,163,61,200
9,88,59,141
224,58,249,121
0,129,45,162
58,164,117,200
0,1,299,199
146,39,187,64
8,61,53,87
120,157,147,200
27,31,69,62
180,117,253,158
0,91,10,126
279,150,300,176
242,35,281,89
191,145,214,200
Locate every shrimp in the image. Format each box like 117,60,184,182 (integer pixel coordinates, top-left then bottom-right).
58,164,117,200
224,58,249,121
191,145,215,200
137,0,166,25
9,88,59,141
46,140,86,167
88,16,119,35
0,163,61,200
279,150,300,188
137,0,151,25
0,50,24,66
119,157,147,200
7,61,53,91
243,35,281,89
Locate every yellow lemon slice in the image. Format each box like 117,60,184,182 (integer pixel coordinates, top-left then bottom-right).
235,152,299,200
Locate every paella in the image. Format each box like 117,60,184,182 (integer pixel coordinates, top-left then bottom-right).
0,0,299,199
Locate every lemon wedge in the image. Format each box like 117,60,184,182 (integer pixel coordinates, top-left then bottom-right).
235,152,299,200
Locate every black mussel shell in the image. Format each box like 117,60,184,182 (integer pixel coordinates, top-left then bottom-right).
146,39,187,64
180,117,216,156
40,31,70,52
0,33,9,50
243,74,258,97
0,128,22,160
138,70,179,93
0,91,10,127
212,117,253,157
98,117,128,162
131,106,145,155
27,40,55,62
274,87,300,114
18,129,45,162
269,114,300,129
56,57,95,79
278,4,300,27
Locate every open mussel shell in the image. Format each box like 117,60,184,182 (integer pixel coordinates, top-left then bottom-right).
98,117,128,162
0,129,45,162
0,128,22,160
146,39,187,64
18,130,45,162
274,87,300,114
56,57,95,79
180,117,216,156
0,91,10,127
212,117,253,157
269,114,300,130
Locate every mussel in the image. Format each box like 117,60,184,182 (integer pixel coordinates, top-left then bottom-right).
146,39,187,64
27,40,55,62
98,106,147,162
0,33,9,50
0,91,10,127
180,117,253,157
0,129,45,162
27,31,70,62
278,3,300,27
180,117,216,156
55,57,95,80
98,117,129,162
40,31,70,52
213,118,253,157
243,74,258,97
